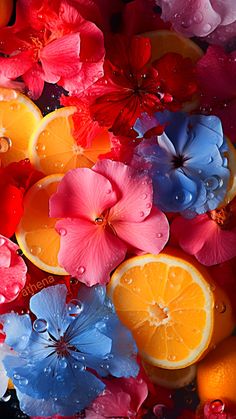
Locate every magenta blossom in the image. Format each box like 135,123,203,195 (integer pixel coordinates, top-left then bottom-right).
49,160,169,285
157,0,236,46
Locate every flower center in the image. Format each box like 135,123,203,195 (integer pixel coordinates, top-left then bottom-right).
148,303,169,326
209,205,234,229
171,154,188,169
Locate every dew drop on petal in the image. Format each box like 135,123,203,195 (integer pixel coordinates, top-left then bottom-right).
146,202,152,208
0,294,6,304
44,366,52,375
193,11,203,23
0,238,6,246
67,299,83,316
59,358,68,369
19,377,28,386
215,301,226,313
156,233,163,238
0,137,12,153
203,23,212,33
33,318,48,333
77,266,85,275
141,193,147,200
59,228,67,236
11,283,20,295
139,211,145,217
30,246,42,256
209,399,225,414
204,176,221,191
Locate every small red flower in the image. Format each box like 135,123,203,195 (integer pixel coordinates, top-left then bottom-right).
79,35,197,136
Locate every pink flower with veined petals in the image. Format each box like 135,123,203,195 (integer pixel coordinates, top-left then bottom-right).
0,235,27,304
85,375,148,418
49,159,169,285
171,197,236,266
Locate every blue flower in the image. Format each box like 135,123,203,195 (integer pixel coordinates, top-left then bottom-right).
134,111,230,215
0,284,138,416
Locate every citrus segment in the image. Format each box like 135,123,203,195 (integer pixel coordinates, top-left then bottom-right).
108,250,234,369
29,107,111,175
0,90,42,165
16,175,68,275
143,361,196,389
143,30,203,63
197,336,236,404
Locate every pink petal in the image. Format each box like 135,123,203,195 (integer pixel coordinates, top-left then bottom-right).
171,214,211,255
55,218,127,285
61,60,104,94
49,168,117,220
196,226,236,266
40,33,81,82
22,63,45,100
93,160,153,222
112,207,169,254
0,236,27,303
0,50,34,78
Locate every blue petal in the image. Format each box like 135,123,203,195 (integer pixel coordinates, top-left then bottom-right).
189,114,223,145
159,112,189,154
69,328,112,357
97,315,139,378
17,370,104,416
30,284,72,338
0,314,31,352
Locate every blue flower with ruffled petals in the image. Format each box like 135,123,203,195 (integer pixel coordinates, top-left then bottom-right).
0,284,138,416
134,111,230,216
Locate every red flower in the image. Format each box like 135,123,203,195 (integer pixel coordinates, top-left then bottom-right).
79,35,197,136
0,0,105,99
0,160,43,238
196,45,236,143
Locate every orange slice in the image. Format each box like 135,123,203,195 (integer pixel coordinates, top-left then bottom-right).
142,30,203,63
143,361,196,389
108,249,234,369
16,174,67,275
0,0,13,28
29,106,111,175
0,89,42,166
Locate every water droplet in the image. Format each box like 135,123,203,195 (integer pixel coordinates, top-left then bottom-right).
167,354,176,361
77,266,85,275
43,366,52,375
123,277,133,285
215,302,226,313
204,176,221,191
19,377,28,386
139,211,145,217
210,399,225,414
174,190,193,204
207,192,215,200
156,233,163,238
193,11,203,23
54,161,64,169
95,217,104,225
59,358,67,369
33,318,48,333
0,392,11,402
0,237,6,246
35,143,46,152
0,294,6,304
10,103,20,111
16,248,23,256
106,189,112,194
146,202,152,208
0,136,12,153
67,299,83,316
141,193,147,200
59,228,67,236
41,130,50,137
11,283,20,295
203,23,212,33
30,246,42,256
56,374,64,382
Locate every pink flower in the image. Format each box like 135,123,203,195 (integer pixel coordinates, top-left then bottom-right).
0,0,105,99
196,46,236,143
0,235,27,304
171,198,236,266
85,375,148,418
49,160,169,285
157,0,236,46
